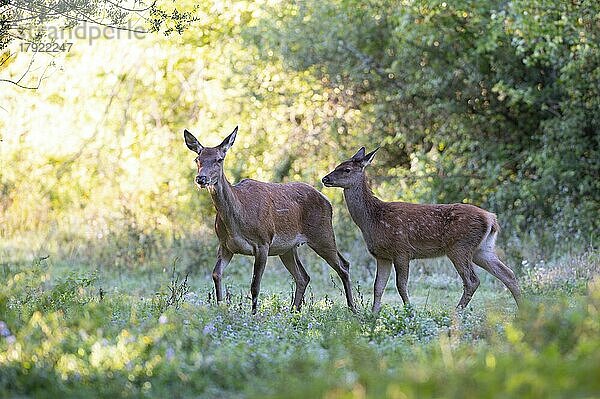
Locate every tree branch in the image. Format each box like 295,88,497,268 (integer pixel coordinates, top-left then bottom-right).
0,51,52,90
103,0,156,13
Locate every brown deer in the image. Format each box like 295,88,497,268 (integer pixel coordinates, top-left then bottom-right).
322,147,521,312
184,126,355,313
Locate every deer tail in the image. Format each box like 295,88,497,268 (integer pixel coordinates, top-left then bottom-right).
490,215,500,234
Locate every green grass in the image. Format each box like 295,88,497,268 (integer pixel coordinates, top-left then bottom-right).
0,248,599,398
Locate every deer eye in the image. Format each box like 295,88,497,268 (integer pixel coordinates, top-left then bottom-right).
343,168,351,173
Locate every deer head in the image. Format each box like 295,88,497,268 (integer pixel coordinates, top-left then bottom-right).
321,146,379,189
183,126,238,188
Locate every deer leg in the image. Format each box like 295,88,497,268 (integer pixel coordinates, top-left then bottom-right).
393,257,410,306
474,250,521,307
448,250,480,309
293,249,311,309
279,248,310,311
309,244,355,311
336,251,356,311
250,245,269,314
373,258,393,313
212,245,233,303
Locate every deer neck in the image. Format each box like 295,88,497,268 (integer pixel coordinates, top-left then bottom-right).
343,175,379,232
208,172,242,228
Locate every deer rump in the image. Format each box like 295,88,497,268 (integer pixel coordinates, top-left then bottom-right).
213,179,334,256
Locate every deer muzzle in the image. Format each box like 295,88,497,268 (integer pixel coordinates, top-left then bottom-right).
195,175,209,188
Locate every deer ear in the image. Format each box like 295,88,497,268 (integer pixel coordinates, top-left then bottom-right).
219,126,238,152
184,129,204,154
360,147,379,168
351,147,366,160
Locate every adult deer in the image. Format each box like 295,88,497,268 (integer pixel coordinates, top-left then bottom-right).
184,126,355,314
322,147,521,312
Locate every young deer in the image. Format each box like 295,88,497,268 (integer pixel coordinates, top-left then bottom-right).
322,147,521,312
184,126,355,313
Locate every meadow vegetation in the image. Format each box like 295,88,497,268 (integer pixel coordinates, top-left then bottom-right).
0,251,598,398
0,0,598,397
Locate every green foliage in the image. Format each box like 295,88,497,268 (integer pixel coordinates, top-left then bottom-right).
0,255,599,398
249,0,599,251
1,0,597,267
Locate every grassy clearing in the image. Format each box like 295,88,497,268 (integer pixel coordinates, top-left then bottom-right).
0,248,599,398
